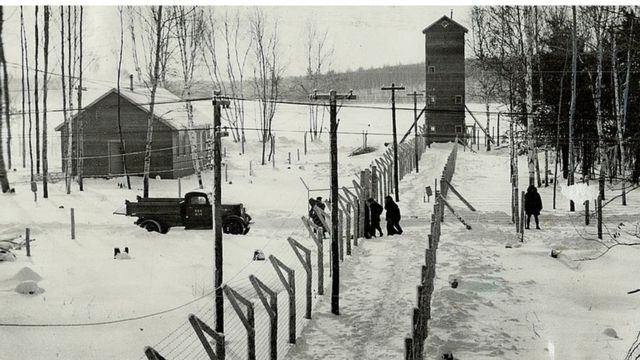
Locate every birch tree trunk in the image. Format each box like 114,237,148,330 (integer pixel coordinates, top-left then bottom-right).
524,6,536,187
61,6,71,194
34,6,40,175
142,6,164,198
174,6,205,189
20,9,25,169
611,25,626,184
621,18,633,202
116,7,130,189
568,6,578,211
23,7,34,186
0,6,10,193
0,11,9,172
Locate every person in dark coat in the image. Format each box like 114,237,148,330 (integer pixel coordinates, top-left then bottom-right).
308,198,326,236
367,198,384,237
384,195,403,235
524,185,543,229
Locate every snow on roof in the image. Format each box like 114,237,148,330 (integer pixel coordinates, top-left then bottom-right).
55,87,211,131
422,15,469,34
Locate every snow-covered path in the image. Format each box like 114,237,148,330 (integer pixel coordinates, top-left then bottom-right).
425,148,640,360
283,145,451,360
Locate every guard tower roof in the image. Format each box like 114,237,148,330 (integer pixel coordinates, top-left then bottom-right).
422,15,468,34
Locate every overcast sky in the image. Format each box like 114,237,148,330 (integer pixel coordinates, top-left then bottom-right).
2,6,472,89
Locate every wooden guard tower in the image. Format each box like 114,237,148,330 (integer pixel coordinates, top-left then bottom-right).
423,15,468,143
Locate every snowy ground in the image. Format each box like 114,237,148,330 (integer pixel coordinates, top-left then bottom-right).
424,148,640,360
0,99,434,359
283,145,450,360
3,97,638,360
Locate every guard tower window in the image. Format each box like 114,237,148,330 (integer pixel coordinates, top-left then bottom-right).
455,125,463,134
455,95,463,104
428,66,436,73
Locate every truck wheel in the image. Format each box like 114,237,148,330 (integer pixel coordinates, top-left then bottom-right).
223,220,245,235
140,220,163,233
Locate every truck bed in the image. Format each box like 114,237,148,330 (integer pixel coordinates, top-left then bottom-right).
125,199,184,226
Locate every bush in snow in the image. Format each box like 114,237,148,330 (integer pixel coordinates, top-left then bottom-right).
15,281,44,295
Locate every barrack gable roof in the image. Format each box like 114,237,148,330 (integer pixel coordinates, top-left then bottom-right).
55,87,210,131
422,15,468,34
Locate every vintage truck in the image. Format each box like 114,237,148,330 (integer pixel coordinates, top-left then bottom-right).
124,192,252,235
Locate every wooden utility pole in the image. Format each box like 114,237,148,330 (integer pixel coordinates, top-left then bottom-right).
310,89,356,316
42,6,50,198
381,83,405,202
213,91,229,350
407,90,423,173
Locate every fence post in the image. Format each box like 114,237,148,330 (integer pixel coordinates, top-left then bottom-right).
338,195,352,257
520,191,525,241
338,210,344,261
187,314,225,360
144,347,167,360
405,338,414,360
178,178,181,197
302,216,324,295
372,166,379,202
287,237,313,319
71,208,75,240
584,200,590,226
597,195,603,239
249,275,278,360
25,228,31,257
412,307,422,359
222,285,256,360
269,255,297,343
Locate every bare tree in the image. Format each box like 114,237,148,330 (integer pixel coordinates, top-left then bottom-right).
250,9,284,165
116,7,131,189
42,5,50,198
20,8,25,169
77,6,84,191
0,6,10,193
173,5,205,189
34,6,40,175
61,6,71,194
581,6,610,201
129,6,167,198
301,20,333,141
568,6,578,210
203,9,252,153
524,6,536,187
621,10,633,196
0,9,9,172
22,6,34,187
471,7,502,150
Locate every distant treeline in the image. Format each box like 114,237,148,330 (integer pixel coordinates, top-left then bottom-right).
178,59,495,104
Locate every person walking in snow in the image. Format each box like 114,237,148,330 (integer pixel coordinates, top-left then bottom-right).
308,198,326,237
524,185,543,229
367,198,384,237
384,195,403,235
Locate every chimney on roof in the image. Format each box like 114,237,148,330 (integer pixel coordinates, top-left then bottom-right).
129,74,134,91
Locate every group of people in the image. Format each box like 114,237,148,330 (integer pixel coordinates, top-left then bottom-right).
308,184,545,237
308,195,403,238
